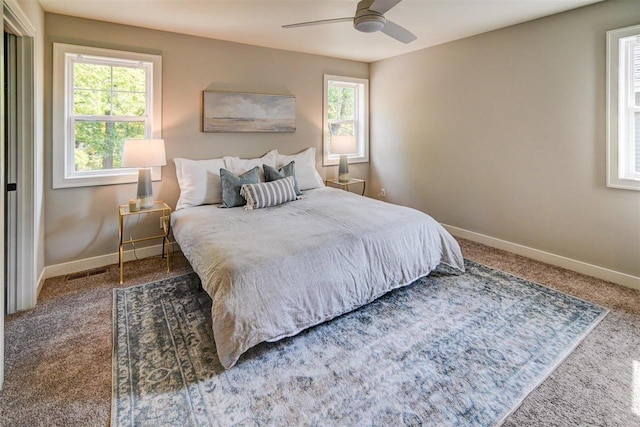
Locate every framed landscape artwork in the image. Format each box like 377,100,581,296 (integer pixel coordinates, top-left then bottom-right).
203,91,296,132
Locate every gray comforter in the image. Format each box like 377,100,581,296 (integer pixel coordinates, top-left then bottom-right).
171,187,465,368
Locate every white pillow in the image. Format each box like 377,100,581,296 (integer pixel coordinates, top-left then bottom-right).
225,150,277,182
277,147,324,191
174,157,227,210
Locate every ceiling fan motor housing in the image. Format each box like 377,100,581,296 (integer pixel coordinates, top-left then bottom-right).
282,0,416,44
354,0,386,33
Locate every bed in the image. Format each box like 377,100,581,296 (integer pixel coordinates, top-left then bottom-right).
171,185,465,369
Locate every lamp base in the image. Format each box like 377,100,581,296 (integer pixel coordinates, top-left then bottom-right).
338,154,350,183
137,168,154,209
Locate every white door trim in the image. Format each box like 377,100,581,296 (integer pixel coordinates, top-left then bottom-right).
4,0,36,313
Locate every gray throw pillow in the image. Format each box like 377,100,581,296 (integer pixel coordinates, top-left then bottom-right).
240,176,298,210
263,161,301,196
220,166,260,208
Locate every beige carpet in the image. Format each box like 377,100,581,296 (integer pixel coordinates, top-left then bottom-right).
0,240,638,426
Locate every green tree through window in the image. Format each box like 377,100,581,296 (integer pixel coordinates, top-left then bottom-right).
327,83,356,139
72,61,148,171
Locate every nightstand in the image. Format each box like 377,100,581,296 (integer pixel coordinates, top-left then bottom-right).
118,201,172,284
325,178,366,196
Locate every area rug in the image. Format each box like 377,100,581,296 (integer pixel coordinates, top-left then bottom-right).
112,260,608,426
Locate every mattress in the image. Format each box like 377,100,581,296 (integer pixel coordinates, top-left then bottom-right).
171,186,465,368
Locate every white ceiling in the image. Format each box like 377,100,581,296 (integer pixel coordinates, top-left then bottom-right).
38,0,603,63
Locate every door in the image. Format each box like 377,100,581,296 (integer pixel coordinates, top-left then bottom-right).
4,31,17,316
0,8,5,391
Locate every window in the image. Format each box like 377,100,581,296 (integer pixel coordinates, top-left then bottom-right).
323,75,369,166
53,43,162,188
607,25,640,191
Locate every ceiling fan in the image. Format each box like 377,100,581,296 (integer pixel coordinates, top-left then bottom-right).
282,0,417,44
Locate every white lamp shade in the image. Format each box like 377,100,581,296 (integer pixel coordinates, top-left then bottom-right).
331,135,357,155
123,139,167,168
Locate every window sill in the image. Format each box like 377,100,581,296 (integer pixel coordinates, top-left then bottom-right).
323,156,369,167
52,167,162,189
606,178,640,191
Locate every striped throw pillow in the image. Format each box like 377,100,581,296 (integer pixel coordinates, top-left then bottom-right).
240,176,298,210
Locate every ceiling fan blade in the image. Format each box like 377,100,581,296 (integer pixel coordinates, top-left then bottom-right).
282,17,352,29
381,19,417,43
369,0,403,15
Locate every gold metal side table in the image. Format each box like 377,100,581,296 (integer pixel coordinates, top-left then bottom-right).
325,178,366,196
118,201,172,284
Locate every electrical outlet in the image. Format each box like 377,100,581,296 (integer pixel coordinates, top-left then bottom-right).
159,216,168,229
379,187,386,198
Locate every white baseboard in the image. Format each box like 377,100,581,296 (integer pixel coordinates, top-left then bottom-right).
43,227,639,291
443,224,640,291
44,243,173,279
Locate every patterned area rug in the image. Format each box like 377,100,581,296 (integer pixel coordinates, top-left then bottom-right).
112,260,607,426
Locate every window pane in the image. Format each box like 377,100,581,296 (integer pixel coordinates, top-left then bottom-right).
328,85,355,120
74,62,148,116
328,121,354,137
74,63,111,90
113,92,146,116
74,121,145,171
74,89,112,115
634,44,639,107
112,66,146,92
635,112,640,173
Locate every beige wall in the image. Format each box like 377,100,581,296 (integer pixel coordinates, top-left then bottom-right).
44,13,369,266
370,0,640,278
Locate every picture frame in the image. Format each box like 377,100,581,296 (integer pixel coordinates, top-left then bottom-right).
202,91,296,133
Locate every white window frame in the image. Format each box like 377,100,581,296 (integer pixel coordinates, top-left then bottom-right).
323,74,369,166
52,43,162,188
606,24,640,191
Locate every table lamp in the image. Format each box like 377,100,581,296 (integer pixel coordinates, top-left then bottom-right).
123,139,166,209
331,135,356,183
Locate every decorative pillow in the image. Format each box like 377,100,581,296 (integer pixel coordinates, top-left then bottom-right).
263,161,301,196
220,167,260,208
276,147,324,191
225,150,277,182
240,176,298,210
174,157,227,210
